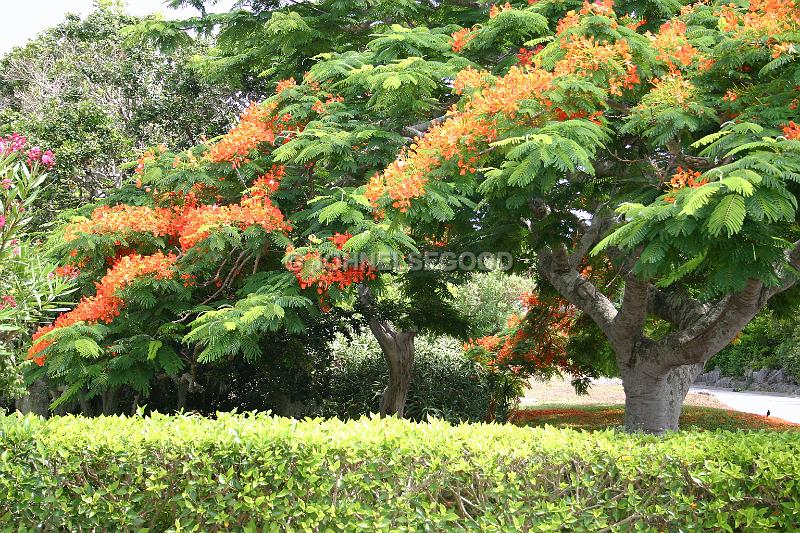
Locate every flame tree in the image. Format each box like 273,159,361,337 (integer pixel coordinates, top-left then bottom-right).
361,0,800,433
31,0,582,416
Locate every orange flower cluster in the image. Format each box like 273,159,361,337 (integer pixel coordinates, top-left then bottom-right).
28,252,178,365
207,102,290,168
65,176,290,252
718,0,800,39
464,292,577,375
328,232,353,249
669,167,707,189
489,2,513,18
285,248,376,298
369,3,653,212
64,205,180,242
275,77,297,94
366,67,554,210
651,20,705,73
178,197,290,250
557,0,615,34
451,27,477,52
516,46,543,67
783,121,800,140
555,36,640,96
248,165,286,200
664,167,707,202
452,67,492,95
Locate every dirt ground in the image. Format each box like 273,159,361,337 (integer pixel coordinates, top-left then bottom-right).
522,377,727,409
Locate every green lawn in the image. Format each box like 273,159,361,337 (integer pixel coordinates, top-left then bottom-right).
511,404,800,431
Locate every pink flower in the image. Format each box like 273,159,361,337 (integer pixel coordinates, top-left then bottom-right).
41,150,55,169
0,179,11,189
26,146,42,167
0,214,5,229
0,295,17,309
0,133,27,155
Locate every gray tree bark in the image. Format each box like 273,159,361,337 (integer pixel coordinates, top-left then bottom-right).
358,284,417,418
621,362,703,434
536,228,800,435
372,324,416,417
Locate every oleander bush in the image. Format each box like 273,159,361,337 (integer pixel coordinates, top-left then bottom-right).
1,413,800,531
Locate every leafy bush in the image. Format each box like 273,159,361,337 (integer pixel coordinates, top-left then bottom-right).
321,333,509,423
452,271,536,337
707,310,800,381
1,413,799,531
772,327,800,383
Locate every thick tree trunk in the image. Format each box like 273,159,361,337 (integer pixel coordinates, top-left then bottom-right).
15,379,50,416
622,362,703,434
377,330,415,417
536,218,800,437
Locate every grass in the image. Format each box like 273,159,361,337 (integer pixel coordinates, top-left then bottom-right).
510,404,800,431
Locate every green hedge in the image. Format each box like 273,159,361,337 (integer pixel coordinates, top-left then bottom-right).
1,413,800,531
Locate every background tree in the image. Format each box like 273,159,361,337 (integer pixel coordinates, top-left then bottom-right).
26,0,606,418
0,1,235,217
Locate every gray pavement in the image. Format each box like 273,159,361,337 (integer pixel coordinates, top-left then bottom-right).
690,387,800,424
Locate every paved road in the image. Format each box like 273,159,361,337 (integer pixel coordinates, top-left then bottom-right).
690,387,800,424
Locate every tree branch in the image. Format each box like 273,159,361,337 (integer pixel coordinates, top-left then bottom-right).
613,274,649,354
646,286,711,329
538,248,619,343
658,279,763,369
569,214,613,269
403,115,446,138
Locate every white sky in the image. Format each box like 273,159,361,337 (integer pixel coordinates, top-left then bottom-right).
0,0,238,55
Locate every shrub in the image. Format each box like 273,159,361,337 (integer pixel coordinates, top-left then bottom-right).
0,134,73,405
707,310,800,381
321,333,512,423
1,413,799,531
706,312,782,377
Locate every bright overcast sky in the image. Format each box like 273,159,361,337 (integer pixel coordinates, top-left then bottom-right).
0,1,237,55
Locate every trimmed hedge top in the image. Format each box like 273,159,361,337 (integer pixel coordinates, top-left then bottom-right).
1,413,799,531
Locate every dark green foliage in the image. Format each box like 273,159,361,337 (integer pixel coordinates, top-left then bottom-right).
1,413,800,530
321,334,504,423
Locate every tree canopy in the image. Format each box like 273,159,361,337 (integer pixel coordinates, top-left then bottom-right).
15,0,800,433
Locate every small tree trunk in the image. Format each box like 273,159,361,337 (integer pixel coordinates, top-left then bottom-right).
377,329,415,417
175,374,189,412
356,284,417,418
622,361,703,435
102,388,119,415
15,379,50,416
